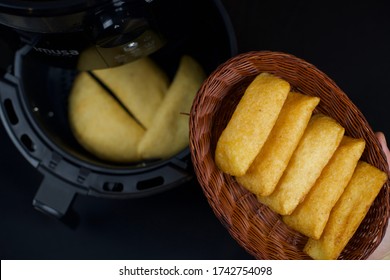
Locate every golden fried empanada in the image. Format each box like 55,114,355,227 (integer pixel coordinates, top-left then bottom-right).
304,161,387,259
215,73,290,176
236,91,319,195
283,136,365,239
258,114,345,215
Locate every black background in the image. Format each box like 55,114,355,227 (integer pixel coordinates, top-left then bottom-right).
1,0,390,259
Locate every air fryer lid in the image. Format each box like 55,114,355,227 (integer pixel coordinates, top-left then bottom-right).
0,0,190,69
0,0,237,222
0,0,153,29
0,0,104,15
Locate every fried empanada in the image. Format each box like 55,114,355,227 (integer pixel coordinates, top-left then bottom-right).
236,91,319,195
304,161,387,259
137,55,206,159
93,57,169,128
215,73,290,176
283,136,365,239
68,72,145,162
258,114,345,215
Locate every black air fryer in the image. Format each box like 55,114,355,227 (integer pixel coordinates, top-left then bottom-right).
0,0,236,222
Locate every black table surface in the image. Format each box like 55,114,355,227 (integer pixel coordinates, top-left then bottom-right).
1,0,390,260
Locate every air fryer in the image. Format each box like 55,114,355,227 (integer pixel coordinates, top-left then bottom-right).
0,0,237,222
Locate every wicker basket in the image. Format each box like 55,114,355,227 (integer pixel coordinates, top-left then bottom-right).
189,51,390,259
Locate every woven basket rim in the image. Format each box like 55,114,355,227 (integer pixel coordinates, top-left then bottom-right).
189,50,390,260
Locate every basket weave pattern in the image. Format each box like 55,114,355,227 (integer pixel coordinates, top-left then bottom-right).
189,51,390,259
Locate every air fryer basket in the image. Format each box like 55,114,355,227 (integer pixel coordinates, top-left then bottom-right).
0,0,237,222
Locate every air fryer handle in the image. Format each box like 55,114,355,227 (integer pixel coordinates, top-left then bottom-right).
33,172,79,227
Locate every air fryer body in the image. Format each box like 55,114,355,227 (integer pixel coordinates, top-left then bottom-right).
0,0,237,222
